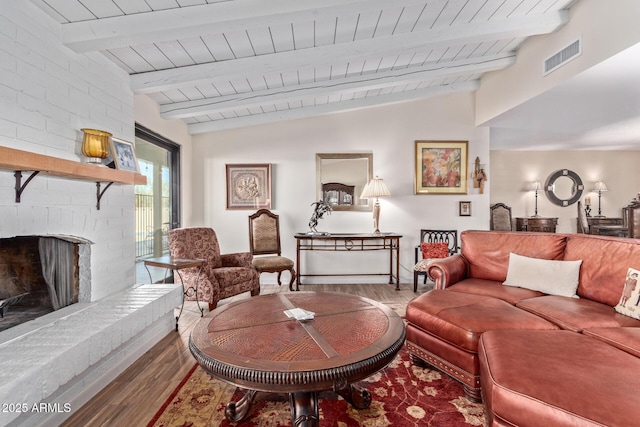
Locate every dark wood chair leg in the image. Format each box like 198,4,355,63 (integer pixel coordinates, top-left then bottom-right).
413,271,418,292
289,268,298,291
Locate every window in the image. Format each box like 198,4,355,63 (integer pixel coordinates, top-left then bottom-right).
134,125,180,283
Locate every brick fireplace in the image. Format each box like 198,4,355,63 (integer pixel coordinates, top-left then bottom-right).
0,235,92,332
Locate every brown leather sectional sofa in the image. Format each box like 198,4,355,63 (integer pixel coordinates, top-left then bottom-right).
405,230,640,426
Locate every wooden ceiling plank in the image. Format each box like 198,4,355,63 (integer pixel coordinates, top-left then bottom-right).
130,44,175,71
155,40,197,68
112,0,153,15
159,54,514,118
269,22,296,53
187,79,479,133
223,30,256,58
61,0,431,52
131,11,567,93
246,27,276,55
105,47,154,74
37,0,97,23
179,37,216,64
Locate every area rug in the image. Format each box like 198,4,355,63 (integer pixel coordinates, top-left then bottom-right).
148,348,486,426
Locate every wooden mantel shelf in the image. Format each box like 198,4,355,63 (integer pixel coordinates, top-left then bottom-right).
0,146,146,185
0,146,147,209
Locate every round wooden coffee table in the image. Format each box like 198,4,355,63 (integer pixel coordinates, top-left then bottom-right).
189,291,406,427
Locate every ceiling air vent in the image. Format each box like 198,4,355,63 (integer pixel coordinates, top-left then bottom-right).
543,37,582,76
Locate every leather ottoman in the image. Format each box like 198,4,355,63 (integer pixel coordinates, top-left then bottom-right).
406,290,558,401
479,329,640,426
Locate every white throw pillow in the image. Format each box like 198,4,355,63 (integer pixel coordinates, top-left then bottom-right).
503,253,582,298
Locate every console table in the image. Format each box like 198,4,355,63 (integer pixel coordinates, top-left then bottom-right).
515,217,558,233
294,233,402,290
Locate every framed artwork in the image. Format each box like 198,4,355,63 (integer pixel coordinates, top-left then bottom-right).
110,138,140,173
226,164,272,210
415,140,468,194
459,201,471,216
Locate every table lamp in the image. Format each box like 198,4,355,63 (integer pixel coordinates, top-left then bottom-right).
360,176,391,235
593,180,608,217
532,180,541,217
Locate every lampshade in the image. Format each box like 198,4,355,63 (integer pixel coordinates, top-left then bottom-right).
532,180,542,192
81,128,112,164
361,177,391,199
593,180,608,192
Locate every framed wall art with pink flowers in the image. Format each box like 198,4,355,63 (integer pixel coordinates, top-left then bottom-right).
414,140,468,195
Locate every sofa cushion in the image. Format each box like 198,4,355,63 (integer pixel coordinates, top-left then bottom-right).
516,295,640,332
479,329,640,427
447,278,544,305
406,290,558,353
503,253,582,298
565,234,640,306
460,231,567,282
614,267,640,319
583,327,640,358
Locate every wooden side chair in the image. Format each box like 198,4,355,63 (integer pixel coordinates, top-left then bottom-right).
249,209,298,291
413,229,459,292
490,203,513,231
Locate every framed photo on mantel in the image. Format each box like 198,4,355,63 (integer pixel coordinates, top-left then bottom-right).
226,163,272,210
110,138,140,173
415,140,468,195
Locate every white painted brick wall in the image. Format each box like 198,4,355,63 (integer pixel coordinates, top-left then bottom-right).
0,2,137,301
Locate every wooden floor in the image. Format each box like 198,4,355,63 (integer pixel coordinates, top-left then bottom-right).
61,281,429,426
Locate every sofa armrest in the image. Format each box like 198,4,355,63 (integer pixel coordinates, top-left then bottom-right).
426,254,468,289
221,252,254,268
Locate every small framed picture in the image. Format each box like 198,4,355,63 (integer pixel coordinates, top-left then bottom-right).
110,138,140,173
226,163,272,210
459,201,471,216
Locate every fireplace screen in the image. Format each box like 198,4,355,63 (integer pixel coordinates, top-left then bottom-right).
0,235,92,331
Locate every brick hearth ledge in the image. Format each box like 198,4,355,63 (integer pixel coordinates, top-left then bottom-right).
0,284,182,427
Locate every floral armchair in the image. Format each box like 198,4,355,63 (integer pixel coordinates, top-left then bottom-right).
168,227,260,311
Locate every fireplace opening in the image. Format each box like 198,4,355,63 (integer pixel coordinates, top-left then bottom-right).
0,235,92,332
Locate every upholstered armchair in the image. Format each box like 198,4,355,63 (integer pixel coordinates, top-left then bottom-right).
168,227,260,311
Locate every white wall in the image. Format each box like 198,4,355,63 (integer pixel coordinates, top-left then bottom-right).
192,92,490,285
134,94,194,226
476,0,640,125
490,150,640,233
0,2,136,300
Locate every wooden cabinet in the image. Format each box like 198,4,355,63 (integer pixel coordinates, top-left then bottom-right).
515,217,558,233
585,217,627,237
626,205,640,238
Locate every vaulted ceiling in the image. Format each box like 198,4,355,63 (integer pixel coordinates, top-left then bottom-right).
31,0,577,135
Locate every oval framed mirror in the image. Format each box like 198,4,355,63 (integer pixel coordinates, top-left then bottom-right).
544,169,584,207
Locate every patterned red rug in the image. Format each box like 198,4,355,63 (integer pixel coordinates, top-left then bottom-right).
148,348,486,426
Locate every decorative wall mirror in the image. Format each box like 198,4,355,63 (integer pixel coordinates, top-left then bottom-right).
316,153,373,211
544,169,584,207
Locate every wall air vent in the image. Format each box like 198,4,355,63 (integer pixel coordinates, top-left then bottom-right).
543,37,582,76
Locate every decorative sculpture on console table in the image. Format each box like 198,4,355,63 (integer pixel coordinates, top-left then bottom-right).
307,200,332,235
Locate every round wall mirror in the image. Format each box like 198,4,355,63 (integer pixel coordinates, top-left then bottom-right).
544,169,584,207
